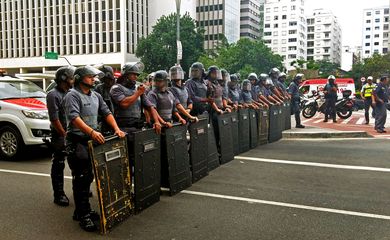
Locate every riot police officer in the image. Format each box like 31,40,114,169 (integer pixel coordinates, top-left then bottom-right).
361,76,376,124
288,74,305,128
64,66,126,232
269,68,285,100
258,74,276,108
324,75,339,123
277,72,290,100
169,65,199,122
147,70,184,126
228,74,242,110
247,73,263,108
220,69,233,112
241,79,259,109
95,65,115,113
185,62,211,116
372,76,389,133
46,66,75,207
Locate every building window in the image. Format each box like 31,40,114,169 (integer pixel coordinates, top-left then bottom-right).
366,20,371,23
374,42,379,46
274,7,279,12
365,43,370,46
366,12,372,16
375,18,380,23
274,24,278,28
274,16,279,20
273,31,278,36
375,10,380,15
365,50,370,54
383,48,388,53
288,38,297,42
266,8,270,13
366,35,370,39
282,15,287,20
366,27,371,31
291,5,296,10
374,34,379,38
265,24,270,28
375,26,380,30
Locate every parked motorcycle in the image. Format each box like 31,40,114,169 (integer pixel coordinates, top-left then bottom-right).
302,90,354,119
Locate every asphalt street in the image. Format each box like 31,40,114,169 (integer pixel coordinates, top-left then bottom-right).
0,139,390,240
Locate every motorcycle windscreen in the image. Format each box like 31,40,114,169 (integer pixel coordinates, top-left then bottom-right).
163,125,192,196
133,129,161,213
189,118,209,183
217,113,235,164
238,109,250,153
88,136,132,234
249,109,258,149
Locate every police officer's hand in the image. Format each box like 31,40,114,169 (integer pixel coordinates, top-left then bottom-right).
225,108,232,113
114,129,126,138
137,85,146,95
91,130,105,144
190,116,199,123
179,118,187,125
186,108,192,114
207,97,214,103
218,109,224,115
153,122,162,134
165,122,173,128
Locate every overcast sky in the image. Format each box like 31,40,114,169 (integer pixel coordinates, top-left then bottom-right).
305,0,389,47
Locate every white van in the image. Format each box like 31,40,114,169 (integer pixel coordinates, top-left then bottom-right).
299,78,356,99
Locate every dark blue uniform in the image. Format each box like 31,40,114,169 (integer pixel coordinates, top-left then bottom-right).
185,78,209,116
46,87,67,199
373,82,388,131
324,83,338,121
288,81,302,126
147,88,179,122
64,87,111,218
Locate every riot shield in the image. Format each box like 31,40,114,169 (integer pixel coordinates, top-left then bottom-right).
257,108,269,145
280,101,287,131
88,136,132,234
277,105,283,139
217,113,234,164
207,123,220,171
133,129,161,213
230,112,240,155
285,100,292,130
238,109,250,153
161,125,192,196
249,109,258,149
189,118,209,183
268,105,279,143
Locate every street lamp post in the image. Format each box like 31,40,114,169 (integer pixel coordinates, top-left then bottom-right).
175,0,181,65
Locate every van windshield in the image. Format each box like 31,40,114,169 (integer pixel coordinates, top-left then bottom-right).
0,80,46,100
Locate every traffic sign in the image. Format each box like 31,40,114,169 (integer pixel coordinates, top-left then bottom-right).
177,41,182,61
45,52,59,60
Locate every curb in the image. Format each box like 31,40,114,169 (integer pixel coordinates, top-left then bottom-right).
282,131,372,139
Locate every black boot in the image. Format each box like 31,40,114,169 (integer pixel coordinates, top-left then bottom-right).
73,209,100,221
79,215,98,232
54,193,69,206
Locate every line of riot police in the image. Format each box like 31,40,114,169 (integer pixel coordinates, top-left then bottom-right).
46,61,302,233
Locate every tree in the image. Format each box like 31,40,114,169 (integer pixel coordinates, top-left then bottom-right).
349,53,390,82
199,38,283,78
136,13,205,74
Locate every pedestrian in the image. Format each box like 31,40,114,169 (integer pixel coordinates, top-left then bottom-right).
185,62,211,116
46,66,75,207
63,65,126,232
288,74,305,128
372,75,389,133
323,75,338,123
360,76,376,124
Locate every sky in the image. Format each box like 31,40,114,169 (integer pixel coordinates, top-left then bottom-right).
305,0,389,47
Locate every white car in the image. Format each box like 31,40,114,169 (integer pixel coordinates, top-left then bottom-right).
0,74,50,160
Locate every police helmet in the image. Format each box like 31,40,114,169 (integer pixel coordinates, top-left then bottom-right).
54,66,76,85
367,76,373,81
294,73,305,82
96,65,115,81
259,73,269,83
269,68,281,77
154,70,169,82
248,73,258,82
189,62,204,79
279,72,287,80
169,66,185,80
242,79,252,91
207,66,222,81
74,65,104,84
328,75,336,80
121,62,144,76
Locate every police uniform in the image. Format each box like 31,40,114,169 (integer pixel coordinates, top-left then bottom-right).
288,81,302,126
361,83,376,123
64,86,111,222
324,83,338,121
186,78,208,116
170,81,192,110
147,88,179,122
241,90,253,104
251,84,261,102
228,87,241,105
373,82,388,132
47,86,68,203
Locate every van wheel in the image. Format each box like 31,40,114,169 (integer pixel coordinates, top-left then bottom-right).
0,126,23,161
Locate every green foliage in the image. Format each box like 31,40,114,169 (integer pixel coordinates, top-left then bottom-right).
198,38,283,78
136,13,205,74
349,53,390,81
